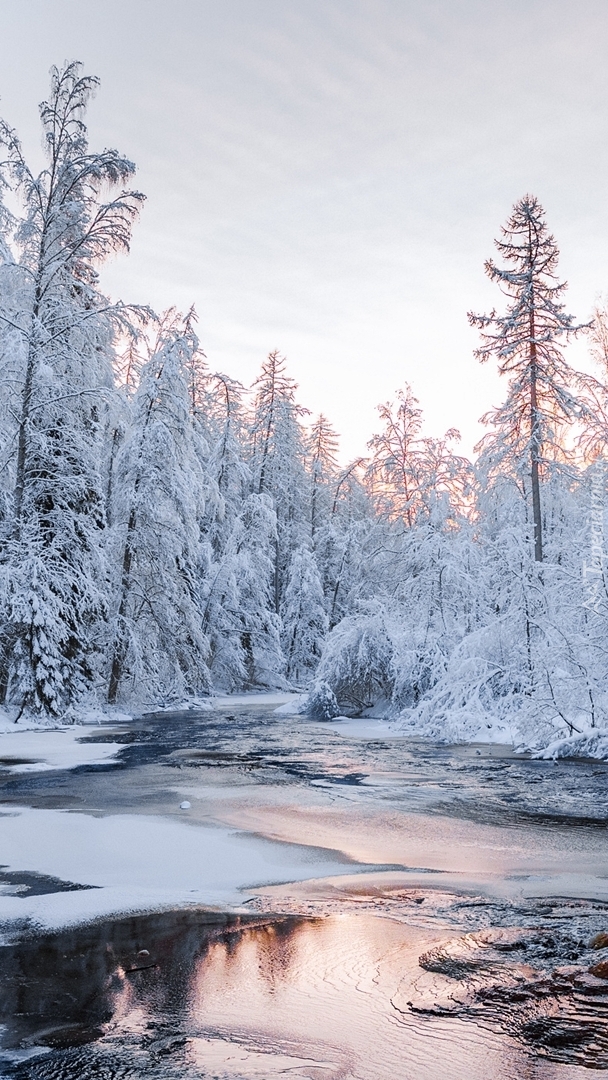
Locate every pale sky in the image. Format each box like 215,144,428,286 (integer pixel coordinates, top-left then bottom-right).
1,0,608,460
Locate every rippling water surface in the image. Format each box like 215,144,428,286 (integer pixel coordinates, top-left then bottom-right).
1,705,607,1078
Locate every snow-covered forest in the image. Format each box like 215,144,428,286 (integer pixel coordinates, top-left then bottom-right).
2,63,608,756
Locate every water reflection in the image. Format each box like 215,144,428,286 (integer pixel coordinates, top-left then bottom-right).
2,705,608,1078
0,909,292,1055
2,903,602,1079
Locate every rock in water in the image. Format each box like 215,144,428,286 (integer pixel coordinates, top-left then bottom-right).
589,959,608,979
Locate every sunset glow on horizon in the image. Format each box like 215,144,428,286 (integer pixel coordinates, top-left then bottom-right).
2,0,607,461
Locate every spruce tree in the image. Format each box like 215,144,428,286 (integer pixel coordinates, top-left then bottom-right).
250,350,308,611
281,546,328,684
308,414,339,541
107,314,209,703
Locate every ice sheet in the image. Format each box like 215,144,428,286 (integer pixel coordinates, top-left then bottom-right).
213,692,301,709
324,716,400,738
0,726,124,774
0,805,354,930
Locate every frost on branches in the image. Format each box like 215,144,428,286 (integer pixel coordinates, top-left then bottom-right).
311,198,608,757
0,63,144,715
1,67,607,758
107,314,209,703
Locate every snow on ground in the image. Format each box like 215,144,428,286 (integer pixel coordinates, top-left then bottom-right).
273,694,308,715
213,692,301,709
532,729,608,760
145,692,301,713
0,724,125,774
0,805,353,932
323,717,399,739
0,706,132,732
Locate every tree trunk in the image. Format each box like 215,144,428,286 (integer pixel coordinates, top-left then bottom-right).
529,312,543,562
274,534,280,614
105,427,121,527
13,279,44,538
108,507,136,703
108,385,158,702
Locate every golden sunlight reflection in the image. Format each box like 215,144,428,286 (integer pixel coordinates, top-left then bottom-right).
177,914,540,1080
186,1035,339,1078
2,905,593,1079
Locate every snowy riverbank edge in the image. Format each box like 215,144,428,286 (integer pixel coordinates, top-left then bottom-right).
0,803,358,938
392,704,608,761
1,690,607,761
276,692,608,760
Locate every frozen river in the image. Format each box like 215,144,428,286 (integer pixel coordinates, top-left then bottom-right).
1,701,607,1078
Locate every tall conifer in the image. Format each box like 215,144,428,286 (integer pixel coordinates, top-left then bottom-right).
469,195,587,561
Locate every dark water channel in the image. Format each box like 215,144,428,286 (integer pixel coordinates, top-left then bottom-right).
1,706,608,1078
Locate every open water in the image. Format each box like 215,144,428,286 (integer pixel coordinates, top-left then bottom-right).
1,704,607,1078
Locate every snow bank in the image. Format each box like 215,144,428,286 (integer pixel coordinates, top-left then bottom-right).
214,691,301,709
0,723,125,774
530,728,608,761
273,694,308,716
0,805,354,932
395,662,608,760
148,692,301,713
395,704,608,760
0,705,131,731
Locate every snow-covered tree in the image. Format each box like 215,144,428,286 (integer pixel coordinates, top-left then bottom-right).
366,385,472,527
107,314,209,703
199,493,285,690
366,385,425,526
250,350,309,611
469,195,588,562
314,458,370,629
198,376,257,688
281,546,328,685
0,62,144,714
308,414,339,541
312,387,480,716
227,493,285,688
313,601,397,714
202,373,250,558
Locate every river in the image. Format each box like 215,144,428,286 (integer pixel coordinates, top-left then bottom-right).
1,702,607,1078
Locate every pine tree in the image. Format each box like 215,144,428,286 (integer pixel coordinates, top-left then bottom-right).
281,546,328,684
107,314,209,703
308,414,339,541
229,494,285,687
199,374,254,689
250,350,309,611
0,62,144,713
469,195,588,562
